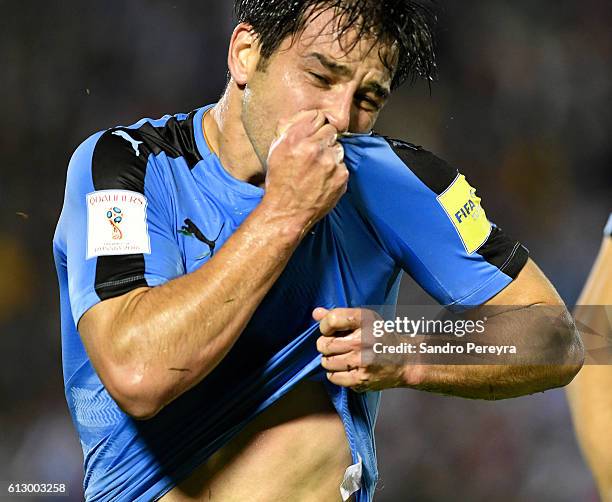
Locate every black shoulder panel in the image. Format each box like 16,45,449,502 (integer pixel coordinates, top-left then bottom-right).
382,136,459,195
92,111,203,192
142,110,202,169
477,226,529,279
91,129,149,193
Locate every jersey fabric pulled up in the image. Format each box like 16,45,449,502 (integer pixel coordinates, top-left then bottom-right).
53,105,528,501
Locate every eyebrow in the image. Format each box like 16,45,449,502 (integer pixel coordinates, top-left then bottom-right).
361,81,390,100
306,52,391,100
306,52,353,78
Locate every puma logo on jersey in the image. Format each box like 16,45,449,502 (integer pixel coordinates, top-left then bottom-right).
179,219,226,259
112,130,144,157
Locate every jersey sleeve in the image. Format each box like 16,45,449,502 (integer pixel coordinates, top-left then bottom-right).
59,128,185,326
341,134,529,309
604,213,612,238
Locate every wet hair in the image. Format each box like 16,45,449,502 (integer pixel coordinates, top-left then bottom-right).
234,0,438,89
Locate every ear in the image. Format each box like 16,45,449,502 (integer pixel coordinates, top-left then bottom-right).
227,23,260,87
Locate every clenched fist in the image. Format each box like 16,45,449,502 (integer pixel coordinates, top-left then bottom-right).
263,110,349,234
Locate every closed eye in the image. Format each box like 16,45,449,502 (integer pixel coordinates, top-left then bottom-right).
309,72,331,86
355,94,381,111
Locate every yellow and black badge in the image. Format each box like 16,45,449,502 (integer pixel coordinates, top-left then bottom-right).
437,174,491,254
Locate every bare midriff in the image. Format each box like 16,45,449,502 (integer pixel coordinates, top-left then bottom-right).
160,380,354,502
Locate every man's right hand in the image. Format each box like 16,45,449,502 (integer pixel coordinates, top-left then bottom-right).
263,110,349,233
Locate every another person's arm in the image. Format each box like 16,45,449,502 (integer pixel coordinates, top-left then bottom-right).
566,215,612,501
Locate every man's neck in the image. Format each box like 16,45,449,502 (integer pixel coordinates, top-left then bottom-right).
203,87,266,188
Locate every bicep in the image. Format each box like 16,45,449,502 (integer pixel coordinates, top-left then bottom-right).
78,286,149,350
77,287,150,382
484,258,564,307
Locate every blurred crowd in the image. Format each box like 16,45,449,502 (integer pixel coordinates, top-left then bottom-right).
0,1,609,500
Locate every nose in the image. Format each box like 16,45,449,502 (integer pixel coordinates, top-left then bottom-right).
323,88,353,134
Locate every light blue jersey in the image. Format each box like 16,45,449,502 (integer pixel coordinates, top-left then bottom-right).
53,105,528,501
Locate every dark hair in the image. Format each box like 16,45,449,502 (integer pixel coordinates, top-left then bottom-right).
234,0,438,89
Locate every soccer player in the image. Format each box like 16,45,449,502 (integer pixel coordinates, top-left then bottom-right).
53,1,583,500
567,214,612,502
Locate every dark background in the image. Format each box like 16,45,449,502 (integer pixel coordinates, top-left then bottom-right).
1,1,610,500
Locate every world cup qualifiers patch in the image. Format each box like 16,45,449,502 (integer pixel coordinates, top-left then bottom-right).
437,174,491,254
86,190,151,259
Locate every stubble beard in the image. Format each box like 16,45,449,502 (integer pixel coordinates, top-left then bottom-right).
241,85,272,175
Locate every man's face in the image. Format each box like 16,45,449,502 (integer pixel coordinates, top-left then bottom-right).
240,8,396,167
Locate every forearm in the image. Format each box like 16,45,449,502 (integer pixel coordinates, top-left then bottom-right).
402,364,572,400
103,200,307,413
400,305,583,400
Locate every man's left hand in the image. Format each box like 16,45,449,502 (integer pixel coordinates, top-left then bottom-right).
313,307,405,392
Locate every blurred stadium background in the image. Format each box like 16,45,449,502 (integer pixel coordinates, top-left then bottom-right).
1,1,610,500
